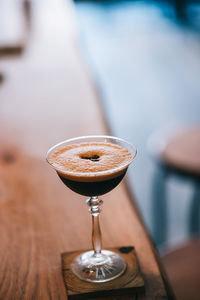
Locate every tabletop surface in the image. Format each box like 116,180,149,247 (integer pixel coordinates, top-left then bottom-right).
0,0,173,299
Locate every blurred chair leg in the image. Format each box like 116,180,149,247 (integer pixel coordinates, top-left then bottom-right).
189,182,200,236
174,0,187,21
0,73,4,84
23,0,32,33
152,166,168,246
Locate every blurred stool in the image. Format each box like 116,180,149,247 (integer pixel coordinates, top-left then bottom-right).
148,126,200,245
162,238,200,300
0,0,31,57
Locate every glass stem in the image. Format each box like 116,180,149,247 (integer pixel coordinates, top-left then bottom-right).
87,196,103,256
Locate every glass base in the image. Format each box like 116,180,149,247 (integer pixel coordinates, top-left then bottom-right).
71,250,126,283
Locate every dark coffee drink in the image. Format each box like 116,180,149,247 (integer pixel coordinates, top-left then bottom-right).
58,171,127,196
48,142,132,196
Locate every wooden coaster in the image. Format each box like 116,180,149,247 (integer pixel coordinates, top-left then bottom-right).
61,246,144,299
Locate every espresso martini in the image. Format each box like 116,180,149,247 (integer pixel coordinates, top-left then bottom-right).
48,142,133,196
47,136,136,283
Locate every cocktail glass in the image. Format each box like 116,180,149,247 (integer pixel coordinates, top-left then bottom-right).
46,135,136,283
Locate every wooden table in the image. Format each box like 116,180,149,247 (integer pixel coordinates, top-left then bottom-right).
0,0,174,299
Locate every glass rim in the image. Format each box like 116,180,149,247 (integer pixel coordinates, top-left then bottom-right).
47,134,136,157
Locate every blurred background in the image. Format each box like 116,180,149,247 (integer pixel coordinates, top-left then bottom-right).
73,2,200,298
0,0,200,299
73,0,200,248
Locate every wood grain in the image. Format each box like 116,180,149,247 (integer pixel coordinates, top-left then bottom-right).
0,0,174,299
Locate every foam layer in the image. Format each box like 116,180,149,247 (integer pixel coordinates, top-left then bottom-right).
48,142,133,182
